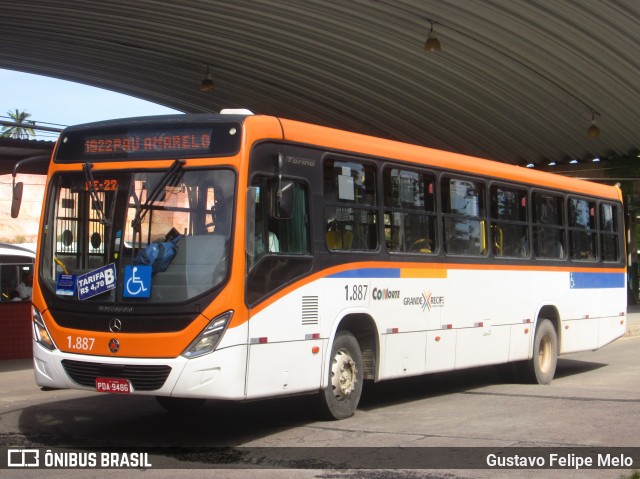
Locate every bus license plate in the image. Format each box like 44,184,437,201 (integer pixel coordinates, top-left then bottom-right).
96,377,132,394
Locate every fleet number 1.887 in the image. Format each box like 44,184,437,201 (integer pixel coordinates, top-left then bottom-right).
345,284,368,301
67,336,95,351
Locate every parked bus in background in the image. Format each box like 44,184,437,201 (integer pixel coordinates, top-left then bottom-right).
0,243,35,301
18,113,626,419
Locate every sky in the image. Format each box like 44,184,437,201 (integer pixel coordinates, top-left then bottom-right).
1,69,181,140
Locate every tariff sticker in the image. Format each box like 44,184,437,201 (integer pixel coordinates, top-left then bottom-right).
77,263,116,300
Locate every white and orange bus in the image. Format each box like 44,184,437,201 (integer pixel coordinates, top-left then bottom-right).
23,113,626,419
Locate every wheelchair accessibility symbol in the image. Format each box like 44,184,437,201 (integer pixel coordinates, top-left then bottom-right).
123,265,152,298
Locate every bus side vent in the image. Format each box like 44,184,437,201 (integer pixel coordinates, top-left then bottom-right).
301,296,319,326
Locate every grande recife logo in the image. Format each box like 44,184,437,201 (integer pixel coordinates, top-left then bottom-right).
403,290,445,312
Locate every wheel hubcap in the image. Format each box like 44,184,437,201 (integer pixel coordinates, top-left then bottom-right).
331,349,357,401
538,333,552,373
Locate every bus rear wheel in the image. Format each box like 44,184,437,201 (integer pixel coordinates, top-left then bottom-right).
317,331,363,420
516,318,558,384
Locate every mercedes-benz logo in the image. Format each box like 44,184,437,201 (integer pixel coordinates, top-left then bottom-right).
109,318,122,333
108,338,120,354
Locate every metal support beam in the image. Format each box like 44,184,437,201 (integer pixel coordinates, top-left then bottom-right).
0,120,63,133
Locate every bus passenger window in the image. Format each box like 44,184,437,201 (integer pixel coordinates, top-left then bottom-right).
324,160,378,251
490,185,528,258
568,197,597,261
246,176,312,305
600,203,619,262
252,178,309,259
383,168,436,254
532,193,565,260
441,178,486,256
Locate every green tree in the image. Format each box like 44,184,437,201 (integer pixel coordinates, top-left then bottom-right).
1,109,36,139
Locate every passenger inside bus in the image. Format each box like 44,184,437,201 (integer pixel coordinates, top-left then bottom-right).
17,272,33,300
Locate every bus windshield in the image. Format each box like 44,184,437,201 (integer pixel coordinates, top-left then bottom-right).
39,167,235,304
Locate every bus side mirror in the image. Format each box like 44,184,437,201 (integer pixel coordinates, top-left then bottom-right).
10,154,50,219
11,181,24,218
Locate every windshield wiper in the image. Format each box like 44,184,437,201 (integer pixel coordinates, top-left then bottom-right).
83,162,110,226
131,159,185,229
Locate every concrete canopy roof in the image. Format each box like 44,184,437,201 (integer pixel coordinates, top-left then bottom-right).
2,0,639,167
0,138,54,175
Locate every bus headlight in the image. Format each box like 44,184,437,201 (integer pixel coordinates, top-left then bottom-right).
32,305,57,351
182,311,233,358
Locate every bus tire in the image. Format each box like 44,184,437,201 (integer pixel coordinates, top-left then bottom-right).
317,331,364,420
517,319,558,385
155,396,206,413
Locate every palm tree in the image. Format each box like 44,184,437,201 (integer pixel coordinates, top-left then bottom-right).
1,109,36,139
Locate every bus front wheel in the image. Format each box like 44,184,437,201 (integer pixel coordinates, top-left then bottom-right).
516,318,558,385
317,331,364,420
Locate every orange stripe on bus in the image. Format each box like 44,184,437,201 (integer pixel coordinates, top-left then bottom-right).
401,267,448,278
279,118,621,201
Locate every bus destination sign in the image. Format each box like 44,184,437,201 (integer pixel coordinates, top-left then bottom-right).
55,121,242,162
84,130,211,156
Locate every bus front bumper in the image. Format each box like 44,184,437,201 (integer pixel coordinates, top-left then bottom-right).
32,340,248,400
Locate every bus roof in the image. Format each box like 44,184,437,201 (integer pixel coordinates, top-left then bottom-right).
55,113,621,203
275,117,622,202
0,243,36,261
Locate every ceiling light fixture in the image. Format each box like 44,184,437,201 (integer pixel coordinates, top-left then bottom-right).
200,64,214,92
424,22,442,52
404,3,604,139
587,111,600,138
